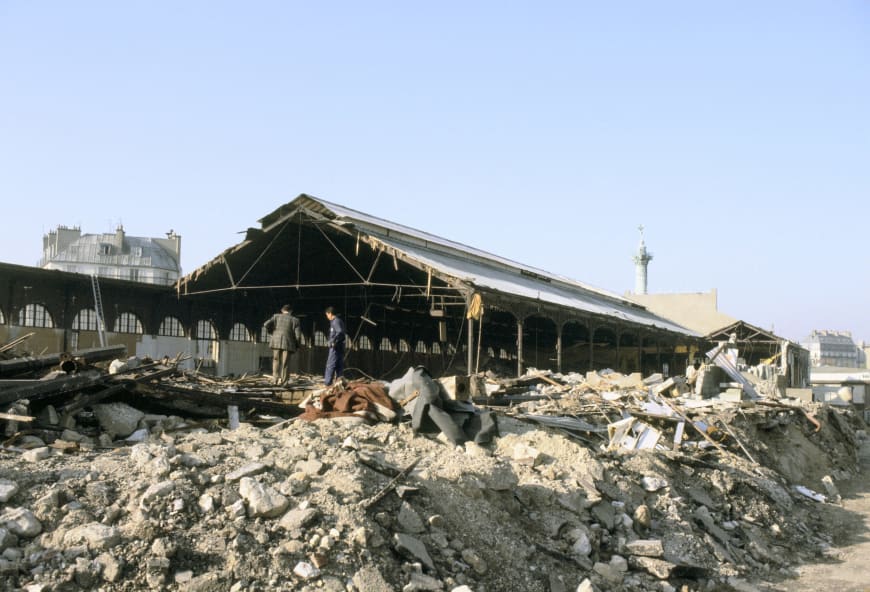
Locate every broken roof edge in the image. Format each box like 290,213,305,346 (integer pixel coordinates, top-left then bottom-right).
705,319,808,352
371,231,698,337
266,194,648,308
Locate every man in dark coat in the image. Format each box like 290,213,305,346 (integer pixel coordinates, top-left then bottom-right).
324,306,346,386
263,304,302,385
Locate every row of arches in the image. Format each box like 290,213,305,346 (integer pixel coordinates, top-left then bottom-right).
0,304,464,356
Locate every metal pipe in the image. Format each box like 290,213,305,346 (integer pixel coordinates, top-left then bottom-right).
0,345,127,378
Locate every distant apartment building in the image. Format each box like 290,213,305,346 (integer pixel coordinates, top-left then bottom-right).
801,330,865,368
41,225,181,286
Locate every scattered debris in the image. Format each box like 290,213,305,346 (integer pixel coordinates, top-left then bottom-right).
0,335,867,591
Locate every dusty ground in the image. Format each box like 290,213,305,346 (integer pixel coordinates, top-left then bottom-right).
763,438,870,592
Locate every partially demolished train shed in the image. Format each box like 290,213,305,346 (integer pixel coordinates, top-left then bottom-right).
176,194,700,377
0,194,702,379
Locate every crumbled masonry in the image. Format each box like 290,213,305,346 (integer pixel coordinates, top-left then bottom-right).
0,342,867,592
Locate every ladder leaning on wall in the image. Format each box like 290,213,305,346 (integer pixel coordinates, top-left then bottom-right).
90,274,107,347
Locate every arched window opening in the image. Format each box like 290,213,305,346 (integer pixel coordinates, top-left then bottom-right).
159,316,185,337
229,322,252,342
18,304,54,328
72,308,98,331
114,312,144,334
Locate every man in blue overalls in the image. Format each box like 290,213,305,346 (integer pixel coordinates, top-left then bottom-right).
324,306,346,386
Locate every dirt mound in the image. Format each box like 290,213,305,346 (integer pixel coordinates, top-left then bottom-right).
0,374,867,592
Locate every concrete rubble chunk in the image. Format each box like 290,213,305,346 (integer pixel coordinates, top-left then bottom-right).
641,476,668,492
512,442,542,466
394,533,435,571
625,538,664,557
352,565,396,592
279,506,320,531
238,477,290,518
630,555,678,579
22,447,51,462
140,480,175,508
397,501,427,534
0,507,42,538
225,462,268,482
93,402,145,438
293,561,320,580
571,531,592,557
0,527,16,551
461,548,487,574
95,552,123,582
0,479,18,503
295,459,325,476
592,561,623,584
62,522,121,550
403,571,444,591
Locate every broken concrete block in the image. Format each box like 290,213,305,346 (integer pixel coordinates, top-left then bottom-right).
397,501,426,534
0,508,41,538
293,561,320,580
719,388,744,402
512,442,541,466
239,477,290,518
651,377,676,396
61,523,121,550
278,506,320,531
351,565,395,592
92,402,145,438
225,462,269,482
629,556,677,579
0,479,16,504
640,476,668,492
393,533,435,571
592,561,623,584
625,538,664,557
643,373,664,386
438,375,470,401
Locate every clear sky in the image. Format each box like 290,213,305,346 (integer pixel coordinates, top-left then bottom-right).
1,1,868,344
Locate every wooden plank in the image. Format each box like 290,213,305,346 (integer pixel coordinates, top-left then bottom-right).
0,412,33,422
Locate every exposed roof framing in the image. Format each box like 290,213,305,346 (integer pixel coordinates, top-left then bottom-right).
705,320,806,351
177,194,697,338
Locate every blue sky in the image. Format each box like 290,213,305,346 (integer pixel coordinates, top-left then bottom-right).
1,1,868,343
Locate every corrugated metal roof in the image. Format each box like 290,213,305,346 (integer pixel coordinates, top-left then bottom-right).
291,194,696,336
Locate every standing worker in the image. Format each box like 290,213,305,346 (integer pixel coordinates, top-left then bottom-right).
324,306,346,386
263,304,302,385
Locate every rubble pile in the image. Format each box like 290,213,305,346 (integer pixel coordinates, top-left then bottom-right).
0,342,867,591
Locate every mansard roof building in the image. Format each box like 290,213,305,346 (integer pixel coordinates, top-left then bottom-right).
41,225,181,286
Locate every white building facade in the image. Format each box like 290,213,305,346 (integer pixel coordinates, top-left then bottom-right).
801,329,865,368
41,225,182,286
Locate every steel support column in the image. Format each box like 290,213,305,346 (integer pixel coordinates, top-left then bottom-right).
589,324,596,370
517,318,524,377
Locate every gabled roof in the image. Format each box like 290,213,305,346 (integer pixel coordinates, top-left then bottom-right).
705,320,806,350
181,194,697,337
